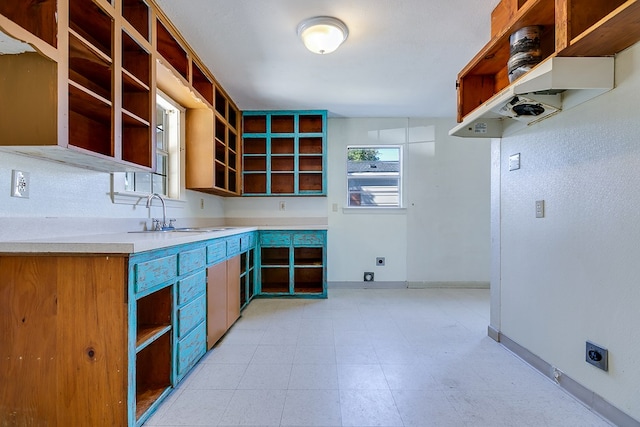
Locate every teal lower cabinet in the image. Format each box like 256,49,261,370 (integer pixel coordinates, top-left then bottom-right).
257,230,327,298
130,242,208,426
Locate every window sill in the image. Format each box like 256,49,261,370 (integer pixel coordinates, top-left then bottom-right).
111,191,186,208
341,207,407,214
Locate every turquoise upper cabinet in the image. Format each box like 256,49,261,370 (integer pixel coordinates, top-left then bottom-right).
242,111,327,196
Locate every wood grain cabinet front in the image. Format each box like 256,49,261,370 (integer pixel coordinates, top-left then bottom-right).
0,232,258,426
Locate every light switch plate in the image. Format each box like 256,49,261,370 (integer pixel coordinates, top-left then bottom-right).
509,153,521,171
535,200,545,218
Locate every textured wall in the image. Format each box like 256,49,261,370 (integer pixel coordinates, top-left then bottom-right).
499,42,640,419
327,117,491,284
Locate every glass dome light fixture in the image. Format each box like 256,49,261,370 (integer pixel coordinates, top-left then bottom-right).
297,16,349,54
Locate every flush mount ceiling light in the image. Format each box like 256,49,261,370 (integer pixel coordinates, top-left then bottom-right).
297,16,349,54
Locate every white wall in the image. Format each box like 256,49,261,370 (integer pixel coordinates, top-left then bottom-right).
498,41,640,420
326,117,490,284
0,151,225,240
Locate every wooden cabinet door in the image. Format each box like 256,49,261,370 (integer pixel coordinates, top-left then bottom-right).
226,255,241,327
207,262,227,349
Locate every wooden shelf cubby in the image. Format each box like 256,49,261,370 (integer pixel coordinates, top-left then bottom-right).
122,0,150,41
242,111,327,196
0,0,57,47
456,0,640,123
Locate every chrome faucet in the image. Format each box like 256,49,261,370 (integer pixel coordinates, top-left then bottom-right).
146,193,175,231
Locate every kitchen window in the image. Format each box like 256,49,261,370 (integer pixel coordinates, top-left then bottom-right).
347,146,402,208
112,92,184,204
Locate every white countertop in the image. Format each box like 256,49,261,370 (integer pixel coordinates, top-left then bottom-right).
0,225,328,254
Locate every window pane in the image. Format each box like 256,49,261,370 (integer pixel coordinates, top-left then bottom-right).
348,177,399,207
134,172,151,193
156,153,166,176
347,146,401,207
152,173,166,195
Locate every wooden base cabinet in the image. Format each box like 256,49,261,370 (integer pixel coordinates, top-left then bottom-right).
206,256,240,349
0,255,129,426
0,231,258,426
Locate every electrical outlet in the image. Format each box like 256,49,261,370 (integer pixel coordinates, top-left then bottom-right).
586,341,608,371
279,201,286,211
200,198,204,209
11,170,30,198
363,272,374,282
376,257,385,266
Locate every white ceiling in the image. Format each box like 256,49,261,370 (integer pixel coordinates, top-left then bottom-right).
158,1,500,118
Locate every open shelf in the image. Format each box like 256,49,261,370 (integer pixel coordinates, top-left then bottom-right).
68,82,112,156
192,61,213,105
123,0,150,41
271,138,294,154
293,268,324,294
242,111,326,196
299,174,323,192
271,156,294,171
156,18,188,80
136,286,172,349
136,331,171,420
244,173,267,193
243,115,267,133
68,31,112,100
299,156,323,171
271,173,295,194
261,247,289,266
244,138,266,154
299,137,323,154
260,267,290,293
244,156,266,171
299,114,323,133
294,247,323,266
0,0,57,47
271,115,295,133
69,0,113,58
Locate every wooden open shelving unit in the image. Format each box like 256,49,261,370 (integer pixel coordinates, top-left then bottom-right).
242,111,327,196
0,0,155,171
0,0,241,188
456,0,640,123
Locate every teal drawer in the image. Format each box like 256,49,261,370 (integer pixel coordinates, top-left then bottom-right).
177,294,206,337
240,233,251,251
207,239,227,264
293,232,325,246
260,232,291,246
177,270,206,305
178,247,206,276
176,322,206,379
135,255,178,294
227,236,241,256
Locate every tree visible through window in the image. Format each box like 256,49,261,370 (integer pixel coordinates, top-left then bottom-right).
347,146,401,207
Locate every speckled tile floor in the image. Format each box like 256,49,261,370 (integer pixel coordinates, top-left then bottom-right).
143,288,612,427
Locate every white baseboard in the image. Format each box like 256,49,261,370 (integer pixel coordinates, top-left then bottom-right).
499,333,639,427
407,281,490,289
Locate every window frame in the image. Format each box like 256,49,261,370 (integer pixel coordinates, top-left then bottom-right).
111,91,185,207
346,145,403,209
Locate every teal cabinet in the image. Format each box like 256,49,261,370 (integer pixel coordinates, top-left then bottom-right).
242,111,327,196
258,230,327,298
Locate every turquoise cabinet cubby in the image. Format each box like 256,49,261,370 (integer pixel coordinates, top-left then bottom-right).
257,230,327,298
242,111,327,196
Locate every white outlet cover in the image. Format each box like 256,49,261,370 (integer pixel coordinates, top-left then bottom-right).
11,170,30,198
